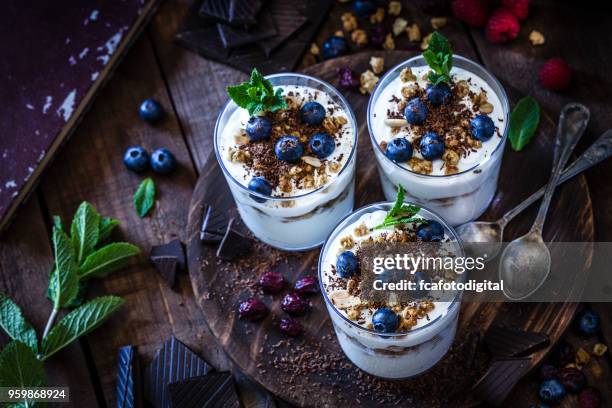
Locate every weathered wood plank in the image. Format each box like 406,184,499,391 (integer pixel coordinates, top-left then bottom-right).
0,197,100,407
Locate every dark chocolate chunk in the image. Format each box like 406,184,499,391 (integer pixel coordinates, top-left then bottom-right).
473,357,531,407
150,239,185,270
151,256,178,289
199,0,231,24
485,325,550,357
258,3,308,56
217,11,277,49
200,204,229,243
199,0,262,26
144,337,212,408
216,218,252,261
169,372,240,408
117,345,142,408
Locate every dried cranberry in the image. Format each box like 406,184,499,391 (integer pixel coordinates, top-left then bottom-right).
368,25,386,47
294,276,319,295
238,297,267,321
554,341,574,366
337,67,359,89
579,387,601,408
558,367,586,393
281,292,310,315
279,317,303,337
258,271,285,294
538,364,558,381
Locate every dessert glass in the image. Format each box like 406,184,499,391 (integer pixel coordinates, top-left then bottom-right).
367,55,510,226
318,201,465,379
214,73,358,251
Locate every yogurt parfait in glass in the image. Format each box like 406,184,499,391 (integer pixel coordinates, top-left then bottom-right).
367,32,509,226
215,70,358,251
319,187,465,378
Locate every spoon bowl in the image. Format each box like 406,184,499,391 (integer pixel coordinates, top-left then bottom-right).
456,221,503,261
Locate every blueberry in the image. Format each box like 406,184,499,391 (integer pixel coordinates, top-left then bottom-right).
248,177,272,203
123,146,149,172
353,0,377,19
336,251,358,278
309,133,335,159
275,135,304,162
385,137,413,162
417,220,445,242
425,83,452,106
578,310,599,335
300,101,326,126
372,308,399,333
322,36,348,60
539,379,566,403
419,131,445,160
139,98,164,123
246,116,272,141
404,98,428,125
150,148,177,174
470,114,495,141
412,271,432,299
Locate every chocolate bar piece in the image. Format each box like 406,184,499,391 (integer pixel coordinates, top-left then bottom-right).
150,239,185,270
217,11,277,49
117,345,142,408
473,357,531,407
258,2,308,56
169,372,240,408
216,218,252,261
485,325,550,357
144,337,212,408
200,204,229,243
150,256,178,289
200,0,262,26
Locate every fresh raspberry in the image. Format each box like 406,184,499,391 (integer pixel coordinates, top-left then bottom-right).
452,0,489,27
502,0,530,20
485,8,520,44
539,58,572,91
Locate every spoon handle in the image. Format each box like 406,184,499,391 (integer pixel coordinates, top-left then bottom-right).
530,103,590,234
501,129,612,225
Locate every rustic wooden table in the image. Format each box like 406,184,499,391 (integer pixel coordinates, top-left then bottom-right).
1,1,611,407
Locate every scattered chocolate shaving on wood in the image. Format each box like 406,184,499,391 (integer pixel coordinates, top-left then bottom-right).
485,325,550,357
216,218,253,261
473,357,531,407
116,345,142,408
200,204,229,243
150,239,185,270
169,372,240,408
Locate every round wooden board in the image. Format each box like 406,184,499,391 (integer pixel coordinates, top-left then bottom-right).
186,51,594,407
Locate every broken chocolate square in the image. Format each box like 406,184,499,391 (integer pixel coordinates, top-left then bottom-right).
144,337,212,408
150,256,177,289
473,357,531,406
150,239,185,270
199,0,262,26
258,2,308,56
485,325,550,357
117,345,142,408
217,11,277,49
168,372,240,408
216,218,252,261
200,204,229,243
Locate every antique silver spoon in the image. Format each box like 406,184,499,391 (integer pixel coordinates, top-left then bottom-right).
498,103,590,300
457,128,612,261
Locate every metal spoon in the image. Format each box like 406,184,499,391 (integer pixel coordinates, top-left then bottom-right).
499,103,590,300
457,128,612,261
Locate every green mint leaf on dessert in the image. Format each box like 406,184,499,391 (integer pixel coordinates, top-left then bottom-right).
226,68,287,116
0,293,38,353
41,296,124,360
49,226,80,309
79,243,140,280
0,341,46,390
423,31,453,85
508,96,540,151
374,216,423,230
374,185,422,229
134,178,155,217
70,201,101,264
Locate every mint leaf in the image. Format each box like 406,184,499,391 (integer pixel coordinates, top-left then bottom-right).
226,68,286,116
508,96,540,151
374,185,422,229
373,216,423,230
0,341,46,394
53,215,63,231
226,83,252,109
133,178,155,218
70,202,101,264
49,227,79,309
41,296,124,360
423,31,453,85
98,217,120,244
79,243,140,280
387,185,406,220
0,294,38,353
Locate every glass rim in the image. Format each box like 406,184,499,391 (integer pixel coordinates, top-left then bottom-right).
317,200,466,338
366,54,510,179
214,72,359,201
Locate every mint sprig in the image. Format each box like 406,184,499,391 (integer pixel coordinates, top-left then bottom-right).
227,68,287,116
422,31,453,85
373,185,422,229
508,96,540,151
134,177,155,218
